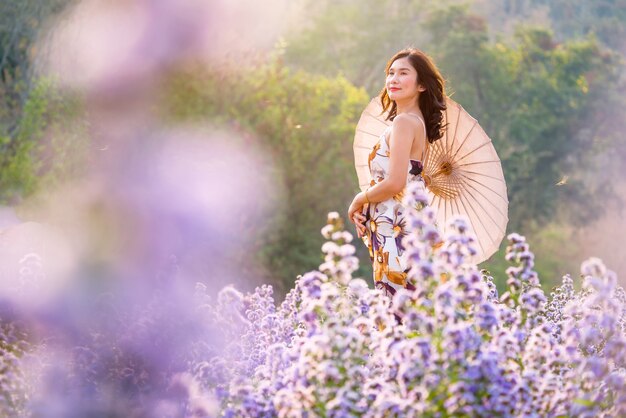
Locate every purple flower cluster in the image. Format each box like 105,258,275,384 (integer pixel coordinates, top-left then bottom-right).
194,181,626,417
1,183,625,417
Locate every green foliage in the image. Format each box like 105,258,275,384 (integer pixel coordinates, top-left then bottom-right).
0,0,83,204
425,6,623,230
283,1,625,231
0,0,72,133
0,82,43,201
1,0,624,294
0,77,88,204
279,1,625,285
424,4,624,285
283,0,450,94
482,223,581,293
162,58,370,292
532,0,626,54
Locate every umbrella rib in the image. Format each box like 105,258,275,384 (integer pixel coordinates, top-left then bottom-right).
451,191,463,218
458,178,508,224
426,148,455,178
354,145,377,150
458,160,501,167
448,105,461,151
429,143,445,160
355,129,385,138
446,109,459,149
425,144,446,171
362,109,390,123
462,188,500,246
450,121,477,161
451,170,468,187
455,139,492,163
439,173,465,196
458,170,505,182
453,175,468,196
444,107,449,143
427,170,466,199
459,188,496,247
431,181,461,194
441,169,467,192
455,189,487,256
462,196,496,256
460,182,507,235
459,173,509,205
449,174,468,199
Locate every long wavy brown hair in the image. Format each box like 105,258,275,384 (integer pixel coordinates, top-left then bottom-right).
379,48,447,143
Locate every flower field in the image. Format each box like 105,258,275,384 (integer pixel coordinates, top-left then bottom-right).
1,181,625,417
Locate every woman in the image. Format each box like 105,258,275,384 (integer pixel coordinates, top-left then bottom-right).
347,48,447,298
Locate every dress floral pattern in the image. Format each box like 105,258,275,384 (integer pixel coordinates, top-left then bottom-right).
361,123,427,298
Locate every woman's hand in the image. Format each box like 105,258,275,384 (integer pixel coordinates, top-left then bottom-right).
348,192,368,238
353,211,367,238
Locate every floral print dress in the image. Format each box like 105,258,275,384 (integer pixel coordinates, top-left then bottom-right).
361,118,427,298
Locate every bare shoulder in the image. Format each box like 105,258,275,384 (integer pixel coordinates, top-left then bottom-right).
391,113,423,132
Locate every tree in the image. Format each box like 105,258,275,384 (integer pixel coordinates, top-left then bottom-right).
282,0,447,95
0,0,77,203
0,0,71,134
162,57,370,294
531,0,626,54
424,5,623,230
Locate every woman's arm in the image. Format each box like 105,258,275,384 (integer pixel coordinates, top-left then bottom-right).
348,115,422,235
366,114,418,201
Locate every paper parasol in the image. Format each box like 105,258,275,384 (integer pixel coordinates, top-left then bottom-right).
353,96,508,263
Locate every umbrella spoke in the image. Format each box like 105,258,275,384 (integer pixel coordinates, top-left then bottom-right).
451,192,462,218
455,189,488,255
460,183,507,235
355,128,385,136
455,139,492,163
428,182,460,199
354,145,376,150
459,188,497,247
424,145,447,173
460,173,509,205
457,160,501,167
427,167,467,199
362,109,390,123
450,122,477,161
458,170,506,182
447,105,460,151
457,176,509,226
443,108,450,145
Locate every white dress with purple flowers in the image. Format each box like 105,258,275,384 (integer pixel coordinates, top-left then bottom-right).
362,115,427,298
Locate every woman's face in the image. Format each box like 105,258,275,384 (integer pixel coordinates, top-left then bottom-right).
386,57,425,101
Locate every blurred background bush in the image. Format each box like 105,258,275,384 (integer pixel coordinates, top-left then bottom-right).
1,0,625,299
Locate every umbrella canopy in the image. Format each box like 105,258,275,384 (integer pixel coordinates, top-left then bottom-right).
353,96,508,264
